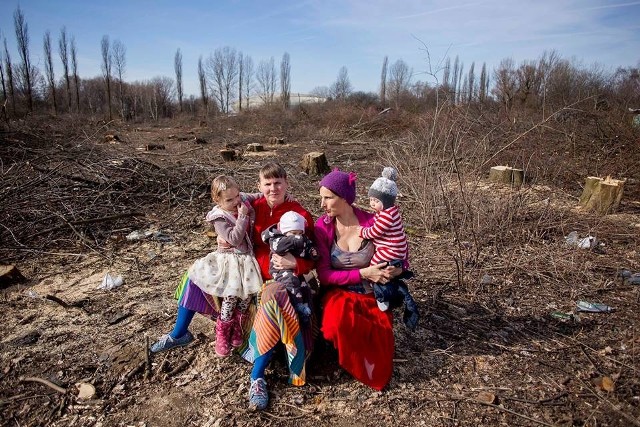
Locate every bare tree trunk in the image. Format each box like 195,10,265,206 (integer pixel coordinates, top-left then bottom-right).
71,36,80,113
198,55,208,117
380,55,388,108
244,54,253,109
101,35,112,121
4,39,16,115
14,6,33,112
174,48,183,113
58,27,72,112
112,39,126,120
238,51,243,111
280,52,290,109
43,31,57,115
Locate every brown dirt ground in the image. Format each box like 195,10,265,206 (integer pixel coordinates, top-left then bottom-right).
1,116,639,427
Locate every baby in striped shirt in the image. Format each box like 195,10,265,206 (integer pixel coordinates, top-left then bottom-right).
359,167,419,330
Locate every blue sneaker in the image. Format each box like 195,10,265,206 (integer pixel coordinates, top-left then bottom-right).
248,378,269,410
150,331,194,353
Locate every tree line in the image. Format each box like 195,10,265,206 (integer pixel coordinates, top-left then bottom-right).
1,5,639,122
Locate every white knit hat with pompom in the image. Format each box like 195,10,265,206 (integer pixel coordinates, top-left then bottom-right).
368,167,398,209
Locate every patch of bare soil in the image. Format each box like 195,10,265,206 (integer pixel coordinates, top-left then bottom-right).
1,116,639,426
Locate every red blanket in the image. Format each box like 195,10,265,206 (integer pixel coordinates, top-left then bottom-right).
321,287,394,390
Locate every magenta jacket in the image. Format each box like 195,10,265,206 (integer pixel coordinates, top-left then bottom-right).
314,207,375,286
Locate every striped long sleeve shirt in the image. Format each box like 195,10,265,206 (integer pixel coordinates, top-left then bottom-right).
359,205,408,265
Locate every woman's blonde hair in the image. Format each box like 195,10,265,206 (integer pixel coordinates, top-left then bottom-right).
211,175,239,202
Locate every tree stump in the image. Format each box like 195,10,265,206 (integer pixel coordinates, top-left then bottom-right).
301,151,330,175
0,265,25,288
268,136,285,145
579,176,625,214
247,143,264,152
220,149,237,161
488,166,524,187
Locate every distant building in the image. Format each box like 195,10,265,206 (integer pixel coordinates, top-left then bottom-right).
232,93,326,111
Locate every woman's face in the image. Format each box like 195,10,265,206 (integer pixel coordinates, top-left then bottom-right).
320,186,345,217
258,175,289,207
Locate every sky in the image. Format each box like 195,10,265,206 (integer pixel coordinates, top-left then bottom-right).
1,0,639,98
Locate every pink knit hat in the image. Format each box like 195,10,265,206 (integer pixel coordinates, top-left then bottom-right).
319,169,357,205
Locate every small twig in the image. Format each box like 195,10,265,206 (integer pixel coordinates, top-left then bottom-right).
440,392,555,427
19,376,67,394
164,354,195,379
44,294,71,309
260,411,306,421
144,336,151,380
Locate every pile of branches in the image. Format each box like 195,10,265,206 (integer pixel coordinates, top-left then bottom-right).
0,122,210,262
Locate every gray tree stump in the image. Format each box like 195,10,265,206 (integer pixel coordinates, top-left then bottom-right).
579,176,625,214
488,165,524,187
220,149,238,161
301,151,330,175
247,143,264,152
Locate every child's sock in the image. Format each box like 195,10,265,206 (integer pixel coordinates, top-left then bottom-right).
170,306,195,339
251,348,275,380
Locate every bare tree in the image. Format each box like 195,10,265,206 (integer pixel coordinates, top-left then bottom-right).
174,48,183,113
58,27,71,112
4,38,16,114
43,30,57,114
478,62,488,103
71,36,80,112
280,52,291,109
380,55,388,107
101,35,112,120
466,62,475,103
112,39,126,119
197,55,208,115
492,58,517,112
0,46,6,103
242,54,254,108
14,6,33,111
311,86,331,98
207,46,238,113
388,59,411,107
331,66,352,100
256,57,277,105
238,51,243,111
148,76,174,120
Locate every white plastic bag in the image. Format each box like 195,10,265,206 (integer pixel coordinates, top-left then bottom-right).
98,273,124,290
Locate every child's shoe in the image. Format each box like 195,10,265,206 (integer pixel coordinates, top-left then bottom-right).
230,311,245,348
215,319,233,357
295,303,312,325
150,331,194,353
248,378,269,410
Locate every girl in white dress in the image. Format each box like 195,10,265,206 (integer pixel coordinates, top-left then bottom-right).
188,175,262,357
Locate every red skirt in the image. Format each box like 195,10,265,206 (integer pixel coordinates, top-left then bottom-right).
321,287,394,390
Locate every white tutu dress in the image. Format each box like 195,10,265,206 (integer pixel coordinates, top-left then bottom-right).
188,205,262,300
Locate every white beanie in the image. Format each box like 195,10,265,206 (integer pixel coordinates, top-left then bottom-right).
279,211,306,234
368,167,398,209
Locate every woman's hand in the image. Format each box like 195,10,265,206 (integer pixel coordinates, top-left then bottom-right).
272,252,297,270
360,262,402,284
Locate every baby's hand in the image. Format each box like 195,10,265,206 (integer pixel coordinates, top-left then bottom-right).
310,247,318,258
238,202,249,216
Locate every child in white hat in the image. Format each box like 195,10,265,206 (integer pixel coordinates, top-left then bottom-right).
261,211,318,324
359,167,419,330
